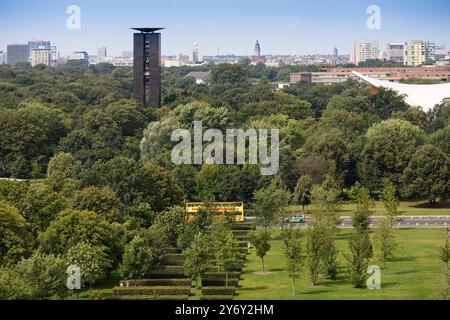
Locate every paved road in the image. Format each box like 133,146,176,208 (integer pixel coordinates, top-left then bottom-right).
339,218,450,228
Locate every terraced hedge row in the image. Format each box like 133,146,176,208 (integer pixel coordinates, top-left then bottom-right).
113,286,191,296
202,286,236,296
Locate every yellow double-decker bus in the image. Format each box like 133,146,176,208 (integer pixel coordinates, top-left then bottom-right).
186,202,245,222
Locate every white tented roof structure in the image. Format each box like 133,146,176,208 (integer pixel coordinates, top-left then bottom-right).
352,71,450,112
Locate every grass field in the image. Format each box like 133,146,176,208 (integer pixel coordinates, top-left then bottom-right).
286,201,450,217
236,228,449,300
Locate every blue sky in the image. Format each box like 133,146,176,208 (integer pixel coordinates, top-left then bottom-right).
1,0,450,56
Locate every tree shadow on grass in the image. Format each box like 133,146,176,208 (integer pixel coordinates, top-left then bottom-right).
411,201,450,209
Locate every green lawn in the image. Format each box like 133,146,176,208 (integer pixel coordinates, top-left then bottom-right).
236,228,448,300
286,201,450,217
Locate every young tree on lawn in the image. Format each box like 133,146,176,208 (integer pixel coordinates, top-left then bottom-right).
251,230,271,273
184,233,212,289
440,238,450,269
309,186,340,280
345,230,373,288
382,180,400,222
351,183,374,232
215,231,239,287
282,228,304,296
374,218,397,276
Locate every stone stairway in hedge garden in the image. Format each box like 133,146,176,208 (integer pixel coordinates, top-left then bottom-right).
110,223,256,301
111,248,192,301
200,223,256,300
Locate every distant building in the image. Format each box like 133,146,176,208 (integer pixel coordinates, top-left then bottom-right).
31,48,51,66
0,51,4,65
69,51,89,65
426,42,436,62
254,40,261,57
290,72,312,83
50,44,59,66
184,71,209,84
405,41,426,66
28,40,51,51
387,43,406,65
333,46,339,57
192,43,202,64
353,40,379,64
7,44,30,65
97,47,107,62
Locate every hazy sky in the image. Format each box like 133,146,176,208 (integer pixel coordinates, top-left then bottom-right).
1,0,450,56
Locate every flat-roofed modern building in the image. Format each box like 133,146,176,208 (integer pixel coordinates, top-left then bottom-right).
7,44,30,65
69,51,89,65
132,28,163,108
290,66,450,85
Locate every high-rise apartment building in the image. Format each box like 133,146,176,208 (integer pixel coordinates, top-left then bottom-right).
387,43,406,65
353,40,379,65
0,51,4,65
97,47,107,62
50,44,59,66
7,44,30,65
31,48,51,67
405,41,427,66
192,43,200,64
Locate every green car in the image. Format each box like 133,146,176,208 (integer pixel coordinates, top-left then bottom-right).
285,214,306,224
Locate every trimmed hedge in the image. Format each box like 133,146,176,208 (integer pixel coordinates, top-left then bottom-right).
163,254,185,266
109,295,189,301
121,279,192,287
202,287,236,296
202,279,239,287
145,272,188,279
204,272,241,280
113,286,191,296
200,295,234,301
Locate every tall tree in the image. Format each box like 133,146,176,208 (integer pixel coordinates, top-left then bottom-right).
214,231,239,287
351,183,374,232
402,145,450,206
293,175,313,211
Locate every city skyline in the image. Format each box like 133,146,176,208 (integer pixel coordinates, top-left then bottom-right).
1,0,450,57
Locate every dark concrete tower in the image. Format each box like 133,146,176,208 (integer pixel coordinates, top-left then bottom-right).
132,28,164,108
